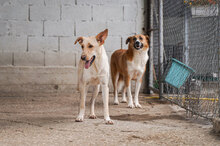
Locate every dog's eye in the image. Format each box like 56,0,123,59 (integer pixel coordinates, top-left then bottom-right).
81,45,84,49
139,36,143,40
88,45,93,48
133,37,137,41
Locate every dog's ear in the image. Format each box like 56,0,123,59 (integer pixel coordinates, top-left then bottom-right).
126,37,131,44
96,29,108,46
145,35,150,43
74,37,83,44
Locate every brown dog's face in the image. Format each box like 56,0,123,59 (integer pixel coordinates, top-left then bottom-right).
126,34,149,51
74,29,108,69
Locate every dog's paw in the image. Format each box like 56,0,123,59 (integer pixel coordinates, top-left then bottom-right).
134,103,142,108
105,120,114,125
114,101,119,105
89,114,97,119
128,103,135,108
75,116,84,122
121,99,127,103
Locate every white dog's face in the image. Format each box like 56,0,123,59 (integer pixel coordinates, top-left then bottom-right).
75,29,108,69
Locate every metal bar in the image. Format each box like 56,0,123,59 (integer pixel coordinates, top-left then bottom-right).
161,95,213,120
158,0,164,98
218,0,220,118
149,0,154,94
184,5,189,66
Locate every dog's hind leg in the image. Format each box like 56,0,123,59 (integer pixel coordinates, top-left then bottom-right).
89,85,100,119
76,83,88,122
113,72,119,105
111,60,120,105
121,85,127,103
118,74,127,103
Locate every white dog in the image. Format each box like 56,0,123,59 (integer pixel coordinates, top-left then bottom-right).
74,29,113,124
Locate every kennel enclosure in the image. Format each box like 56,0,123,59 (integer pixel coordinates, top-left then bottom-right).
150,0,220,119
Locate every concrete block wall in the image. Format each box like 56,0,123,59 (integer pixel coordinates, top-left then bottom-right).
0,0,147,96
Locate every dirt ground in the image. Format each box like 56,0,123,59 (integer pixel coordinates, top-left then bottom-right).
0,93,219,145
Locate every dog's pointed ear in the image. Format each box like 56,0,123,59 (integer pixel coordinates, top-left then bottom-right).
145,35,150,43
96,29,108,46
74,37,83,45
126,37,131,44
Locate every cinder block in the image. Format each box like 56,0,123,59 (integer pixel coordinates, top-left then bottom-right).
62,6,91,21
44,0,61,6
44,21,74,37
0,0,44,6
30,6,60,21
75,21,106,36
77,0,137,6
0,36,27,51
124,5,138,21
0,66,77,85
14,52,44,66
107,21,136,36
61,0,75,6
0,5,28,20
0,52,12,66
75,51,81,67
106,51,113,64
11,21,43,36
0,20,9,35
12,0,45,6
105,36,121,52
45,0,76,6
77,0,103,5
115,0,138,6
28,36,58,51
45,51,76,66
137,0,145,9
136,9,146,34
60,36,81,52
93,6,122,21
0,0,11,6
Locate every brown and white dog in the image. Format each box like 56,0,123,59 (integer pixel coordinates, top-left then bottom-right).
74,29,113,124
110,34,149,108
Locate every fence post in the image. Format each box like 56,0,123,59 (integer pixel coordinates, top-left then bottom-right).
184,5,189,66
218,0,220,118
158,0,164,98
149,0,154,94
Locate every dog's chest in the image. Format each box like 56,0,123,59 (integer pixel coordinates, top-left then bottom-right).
82,60,109,85
83,67,101,84
127,51,148,72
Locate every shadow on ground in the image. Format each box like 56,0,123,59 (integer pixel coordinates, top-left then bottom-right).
111,113,186,122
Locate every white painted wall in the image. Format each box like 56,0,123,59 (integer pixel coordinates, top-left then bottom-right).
0,0,147,95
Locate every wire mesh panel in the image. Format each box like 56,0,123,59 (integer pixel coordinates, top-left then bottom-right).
154,0,220,119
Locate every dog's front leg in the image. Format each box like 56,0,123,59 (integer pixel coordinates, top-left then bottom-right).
101,84,113,124
76,83,88,122
126,76,134,108
134,77,142,108
89,85,100,119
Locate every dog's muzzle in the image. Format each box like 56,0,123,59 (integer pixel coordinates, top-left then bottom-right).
81,55,86,61
81,55,96,69
134,40,143,50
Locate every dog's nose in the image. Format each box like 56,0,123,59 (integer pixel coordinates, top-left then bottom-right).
81,55,86,61
135,41,141,47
